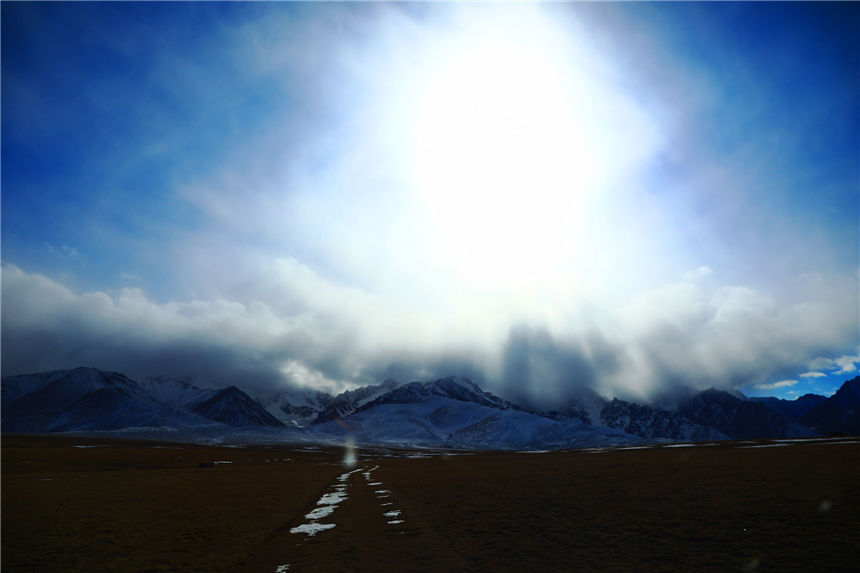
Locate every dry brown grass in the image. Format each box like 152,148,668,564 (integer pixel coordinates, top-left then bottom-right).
3,434,858,572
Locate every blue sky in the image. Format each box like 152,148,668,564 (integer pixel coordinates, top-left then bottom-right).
2,2,857,402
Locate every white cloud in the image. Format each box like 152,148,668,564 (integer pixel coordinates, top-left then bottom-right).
3,259,858,402
833,353,860,374
683,266,713,282
806,350,860,376
755,380,797,390
799,371,827,378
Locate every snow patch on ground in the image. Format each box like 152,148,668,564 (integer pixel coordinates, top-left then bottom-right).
291,467,363,537
362,465,407,527
289,523,335,536
317,491,347,505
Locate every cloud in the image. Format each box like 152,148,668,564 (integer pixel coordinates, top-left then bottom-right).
799,371,827,379
4,262,858,404
805,351,860,376
683,266,713,282
755,380,797,391
833,353,860,374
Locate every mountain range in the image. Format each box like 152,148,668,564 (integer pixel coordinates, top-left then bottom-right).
2,367,858,449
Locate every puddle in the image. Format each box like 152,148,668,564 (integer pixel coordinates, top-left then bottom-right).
383,510,401,518
387,519,404,525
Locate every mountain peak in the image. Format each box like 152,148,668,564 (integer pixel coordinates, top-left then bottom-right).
191,385,283,427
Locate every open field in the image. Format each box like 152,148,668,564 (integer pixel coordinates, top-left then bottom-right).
3,434,859,572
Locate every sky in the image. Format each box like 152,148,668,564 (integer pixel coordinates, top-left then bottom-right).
2,2,858,404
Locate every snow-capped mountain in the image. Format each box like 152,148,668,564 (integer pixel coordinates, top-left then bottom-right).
313,377,634,449
191,386,284,428
4,367,857,448
257,386,335,427
1,367,280,432
312,378,401,424
139,375,216,409
1,367,196,432
360,377,515,412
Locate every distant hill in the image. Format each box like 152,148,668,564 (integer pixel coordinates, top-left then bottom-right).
800,377,860,435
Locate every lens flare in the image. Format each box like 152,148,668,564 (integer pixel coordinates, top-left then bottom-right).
343,436,357,468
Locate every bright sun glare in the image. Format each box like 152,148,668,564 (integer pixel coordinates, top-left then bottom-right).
389,7,656,294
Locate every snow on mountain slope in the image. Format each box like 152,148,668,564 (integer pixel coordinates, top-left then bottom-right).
139,375,216,409
313,378,401,424
1,367,279,432
451,409,632,450
191,386,284,428
6,367,851,447
314,377,637,449
314,396,510,447
1,367,176,432
257,386,335,426
367,377,515,411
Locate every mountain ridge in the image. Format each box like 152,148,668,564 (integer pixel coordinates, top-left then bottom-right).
3,367,856,448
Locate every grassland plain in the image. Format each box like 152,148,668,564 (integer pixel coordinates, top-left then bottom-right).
2,434,858,572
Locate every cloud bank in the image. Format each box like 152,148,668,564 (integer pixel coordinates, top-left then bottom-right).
4,262,857,402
